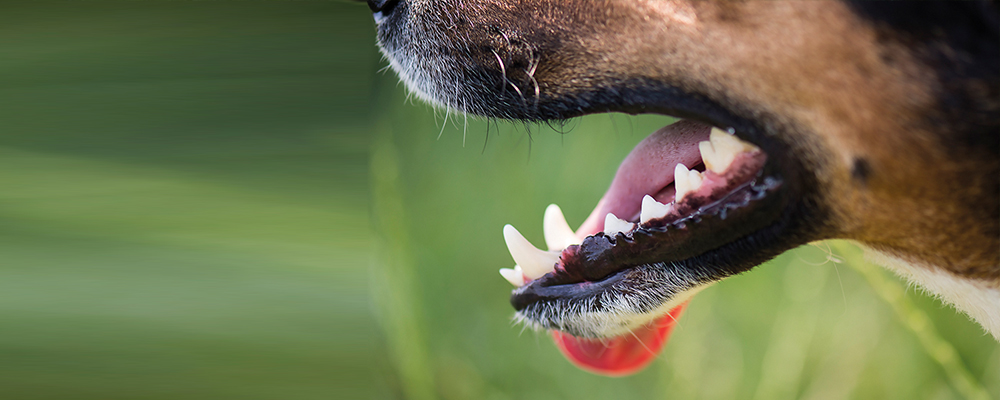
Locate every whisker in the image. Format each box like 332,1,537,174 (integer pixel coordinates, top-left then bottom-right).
437,108,450,140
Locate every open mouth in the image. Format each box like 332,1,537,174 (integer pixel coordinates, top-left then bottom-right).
497,119,789,375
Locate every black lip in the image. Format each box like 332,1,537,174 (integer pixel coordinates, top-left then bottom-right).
511,168,787,311
367,0,399,14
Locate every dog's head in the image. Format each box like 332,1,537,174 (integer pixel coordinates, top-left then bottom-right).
366,0,999,374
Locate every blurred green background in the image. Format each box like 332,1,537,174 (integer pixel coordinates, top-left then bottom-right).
0,1,996,399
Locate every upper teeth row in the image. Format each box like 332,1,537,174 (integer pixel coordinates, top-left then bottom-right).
499,128,758,287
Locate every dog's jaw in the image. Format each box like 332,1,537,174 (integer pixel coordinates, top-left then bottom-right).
370,0,1000,373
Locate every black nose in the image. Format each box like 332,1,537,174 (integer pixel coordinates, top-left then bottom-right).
367,0,400,14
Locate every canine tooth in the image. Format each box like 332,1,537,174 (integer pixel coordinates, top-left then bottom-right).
640,194,673,224
705,127,759,173
503,224,560,279
604,212,635,236
543,204,580,251
499,267,525,287
675,163,691,202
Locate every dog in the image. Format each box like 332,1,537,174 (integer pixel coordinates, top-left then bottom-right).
363,0,999,375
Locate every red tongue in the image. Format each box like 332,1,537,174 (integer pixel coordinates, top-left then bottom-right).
552,302,688,376
550,121,709,376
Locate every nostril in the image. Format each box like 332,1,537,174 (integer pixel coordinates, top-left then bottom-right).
367,0,400,14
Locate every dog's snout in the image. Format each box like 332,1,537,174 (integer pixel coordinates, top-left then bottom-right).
366,0,400,14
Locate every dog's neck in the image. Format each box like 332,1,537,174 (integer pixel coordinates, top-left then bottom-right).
860,243,1000,340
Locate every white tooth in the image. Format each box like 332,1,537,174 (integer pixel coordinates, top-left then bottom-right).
699,140,721,173
499,267,525,287
688,169,704,190
543,204,580,251
603,212,635,236
674,163,691,202
503,224,560,280
706,127,759,173
640,194,673,224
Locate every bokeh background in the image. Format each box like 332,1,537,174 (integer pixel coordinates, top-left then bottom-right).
1,1,996,399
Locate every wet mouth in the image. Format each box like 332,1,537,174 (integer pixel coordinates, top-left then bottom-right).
497,120,787,375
